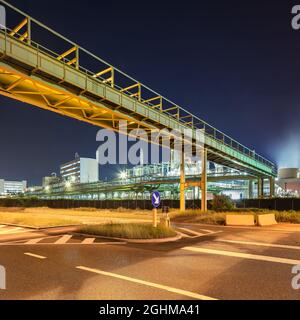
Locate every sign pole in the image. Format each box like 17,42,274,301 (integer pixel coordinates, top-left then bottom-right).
151,191,161,228
153,208,157,228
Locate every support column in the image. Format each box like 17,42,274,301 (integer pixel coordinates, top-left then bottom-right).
180,150,185,212
27,17,31,45
248,180,253,199
201,148,207,212
269,177,275,198
257,178,264,198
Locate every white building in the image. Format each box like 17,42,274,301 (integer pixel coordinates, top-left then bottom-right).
0,179,27,195
60,157,99,183
277,168,300,197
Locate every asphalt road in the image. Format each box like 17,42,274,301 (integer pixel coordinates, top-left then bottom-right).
0,223,300,300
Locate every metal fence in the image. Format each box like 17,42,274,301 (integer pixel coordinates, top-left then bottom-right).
2,198,299,211
235,198,300,211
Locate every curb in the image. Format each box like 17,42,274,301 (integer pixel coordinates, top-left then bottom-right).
72,232,182,244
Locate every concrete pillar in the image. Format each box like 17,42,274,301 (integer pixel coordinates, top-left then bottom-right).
248,180,253,199
258,178,264,198
180,150,185,212
201,148,207,211
269,177,275,198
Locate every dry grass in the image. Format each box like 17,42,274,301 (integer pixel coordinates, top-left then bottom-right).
0,207,152,228
0,212,79,228
79,223,177,239
171,209,300,225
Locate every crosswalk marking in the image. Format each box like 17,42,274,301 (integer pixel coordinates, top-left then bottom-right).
200,229,217,234
54,234,72,244
182,246,300,265
26,238,45,244
176,231,191,238
81,238,95,244
176,226,222,239
0,234,127,246
178,227,204,237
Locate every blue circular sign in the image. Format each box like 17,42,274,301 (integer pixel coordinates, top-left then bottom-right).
151,191,161,208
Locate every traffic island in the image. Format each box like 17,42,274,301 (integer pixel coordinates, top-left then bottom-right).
75,223,181,243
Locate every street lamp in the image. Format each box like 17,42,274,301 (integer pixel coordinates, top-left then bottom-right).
65,181,72,189
119,171,127,180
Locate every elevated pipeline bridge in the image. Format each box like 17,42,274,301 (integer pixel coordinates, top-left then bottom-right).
0,1,277,211
27,172,252,200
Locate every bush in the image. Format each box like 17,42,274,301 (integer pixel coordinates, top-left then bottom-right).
275,211,300,224
78,223,177,239
211,194,235,211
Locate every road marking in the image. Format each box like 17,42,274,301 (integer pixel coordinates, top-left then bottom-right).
178,227,204,237
200,229,218,234
24,252,46,259
76,266,217,300
26,238,45,244
176,231,192,238
0,227,23,234
81,238,95,244
182,246,300,265
54,235,72,244
216,239,300,251
176,222,300,233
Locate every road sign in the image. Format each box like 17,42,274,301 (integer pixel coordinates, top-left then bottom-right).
151,191,161,208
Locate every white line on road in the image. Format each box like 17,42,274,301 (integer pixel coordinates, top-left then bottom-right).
81,238,95,244
24,252,46,259
178,227,204,237
76,266,217,300
200,229,218,234
26,238,45,244
182,246,300,265
176,231,192,238
216,239,300,251
0,227,24,234
54,235,72,244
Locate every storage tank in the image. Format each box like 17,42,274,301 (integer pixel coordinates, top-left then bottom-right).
278,168,299,179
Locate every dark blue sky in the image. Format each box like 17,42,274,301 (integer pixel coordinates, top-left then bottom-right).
0,0,299,185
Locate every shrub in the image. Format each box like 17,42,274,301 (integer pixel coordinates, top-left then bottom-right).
79,223,177,239
211,194,235,211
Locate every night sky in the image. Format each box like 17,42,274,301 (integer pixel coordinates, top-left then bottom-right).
0,0,300,185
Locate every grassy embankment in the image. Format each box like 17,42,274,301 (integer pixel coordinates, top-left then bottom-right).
0,207,151,228
170,209,300,225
